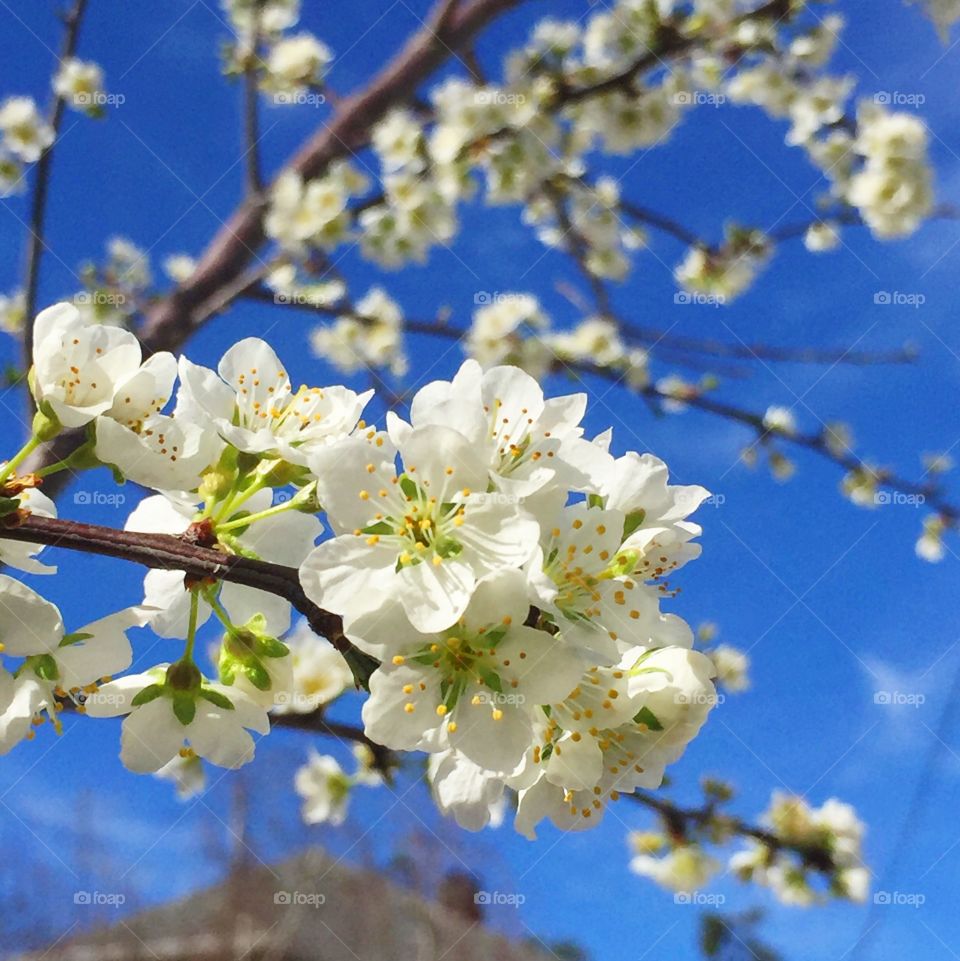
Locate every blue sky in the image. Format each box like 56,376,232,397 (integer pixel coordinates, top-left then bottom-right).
0,0,959,958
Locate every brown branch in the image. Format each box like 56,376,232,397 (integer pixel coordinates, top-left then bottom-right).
241,11,264,197
628,789,837,873
136,0,528,355
0,513,379,686
271,713,396,773
22,0,90,381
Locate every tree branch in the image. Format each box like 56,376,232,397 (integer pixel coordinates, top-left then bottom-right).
21,0,90,381
0,512,379,684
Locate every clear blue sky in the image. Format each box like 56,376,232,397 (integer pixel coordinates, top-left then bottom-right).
0,1,958,959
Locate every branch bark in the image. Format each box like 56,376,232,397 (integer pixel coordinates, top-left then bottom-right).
0,512,381,682
22,0,90,376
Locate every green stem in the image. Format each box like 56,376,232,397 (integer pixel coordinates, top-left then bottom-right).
0,435,41,485
182,589,201,663
212,476,266,523
207,590,242,638
216,496,298,532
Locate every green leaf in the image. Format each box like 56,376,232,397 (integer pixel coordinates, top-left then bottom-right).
199,688,235,710
29,654,59,682
172,693,197,726
361,520,394,536
399,475,419,500
622,509,647,541
477,667,503,694
58,631,94,648
0,496,21,517
257,637,289,659
587,493,605,509
633,706,664,731
130,684,165,707
242,659,271,691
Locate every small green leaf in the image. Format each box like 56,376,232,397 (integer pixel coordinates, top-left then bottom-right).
0,496,21,517
633,706,664,731
622,509,647,541
199,688,235,710
242,659,271,691
58,631,94,648
399,475,419,500
477,667,503,694
172,693,197,726
131,684,165,707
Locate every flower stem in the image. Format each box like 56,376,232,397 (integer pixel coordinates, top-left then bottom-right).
206,590,242,639
0,434,41,485
182,589,201,663
216,496,297,532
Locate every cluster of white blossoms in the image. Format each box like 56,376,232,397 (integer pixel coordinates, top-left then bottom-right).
294,744,383,826
248,1,936,316
221,0,331,97
463,294,649,390
0,302,720,839
52,58,108,115
730,793,870,905
0,97,53,195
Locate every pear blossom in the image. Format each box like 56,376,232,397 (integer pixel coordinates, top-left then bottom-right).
178,337,372,466
270,619,352,713
708,644,751,693
31,302,144,428
351,571,583,774
294,751,352,825
0,575,146,754
804,222,841,252
428,748,507,831
163,254,197,282
0,97,54,162
86,665,270,772
302,425,540,632
527,502,663,662
53,58,106,112
394,360,608,497
310,287,408,377
0,149,23,197
0,485,58,574
155,752,206,799
94,351,224,491
126,490,322,638
514,646,717,838
267,34,332,92
630,842,721,892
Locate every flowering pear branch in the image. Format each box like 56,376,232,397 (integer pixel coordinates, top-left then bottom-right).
0,512,379,686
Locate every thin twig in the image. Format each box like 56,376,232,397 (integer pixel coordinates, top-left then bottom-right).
22,0,90,381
